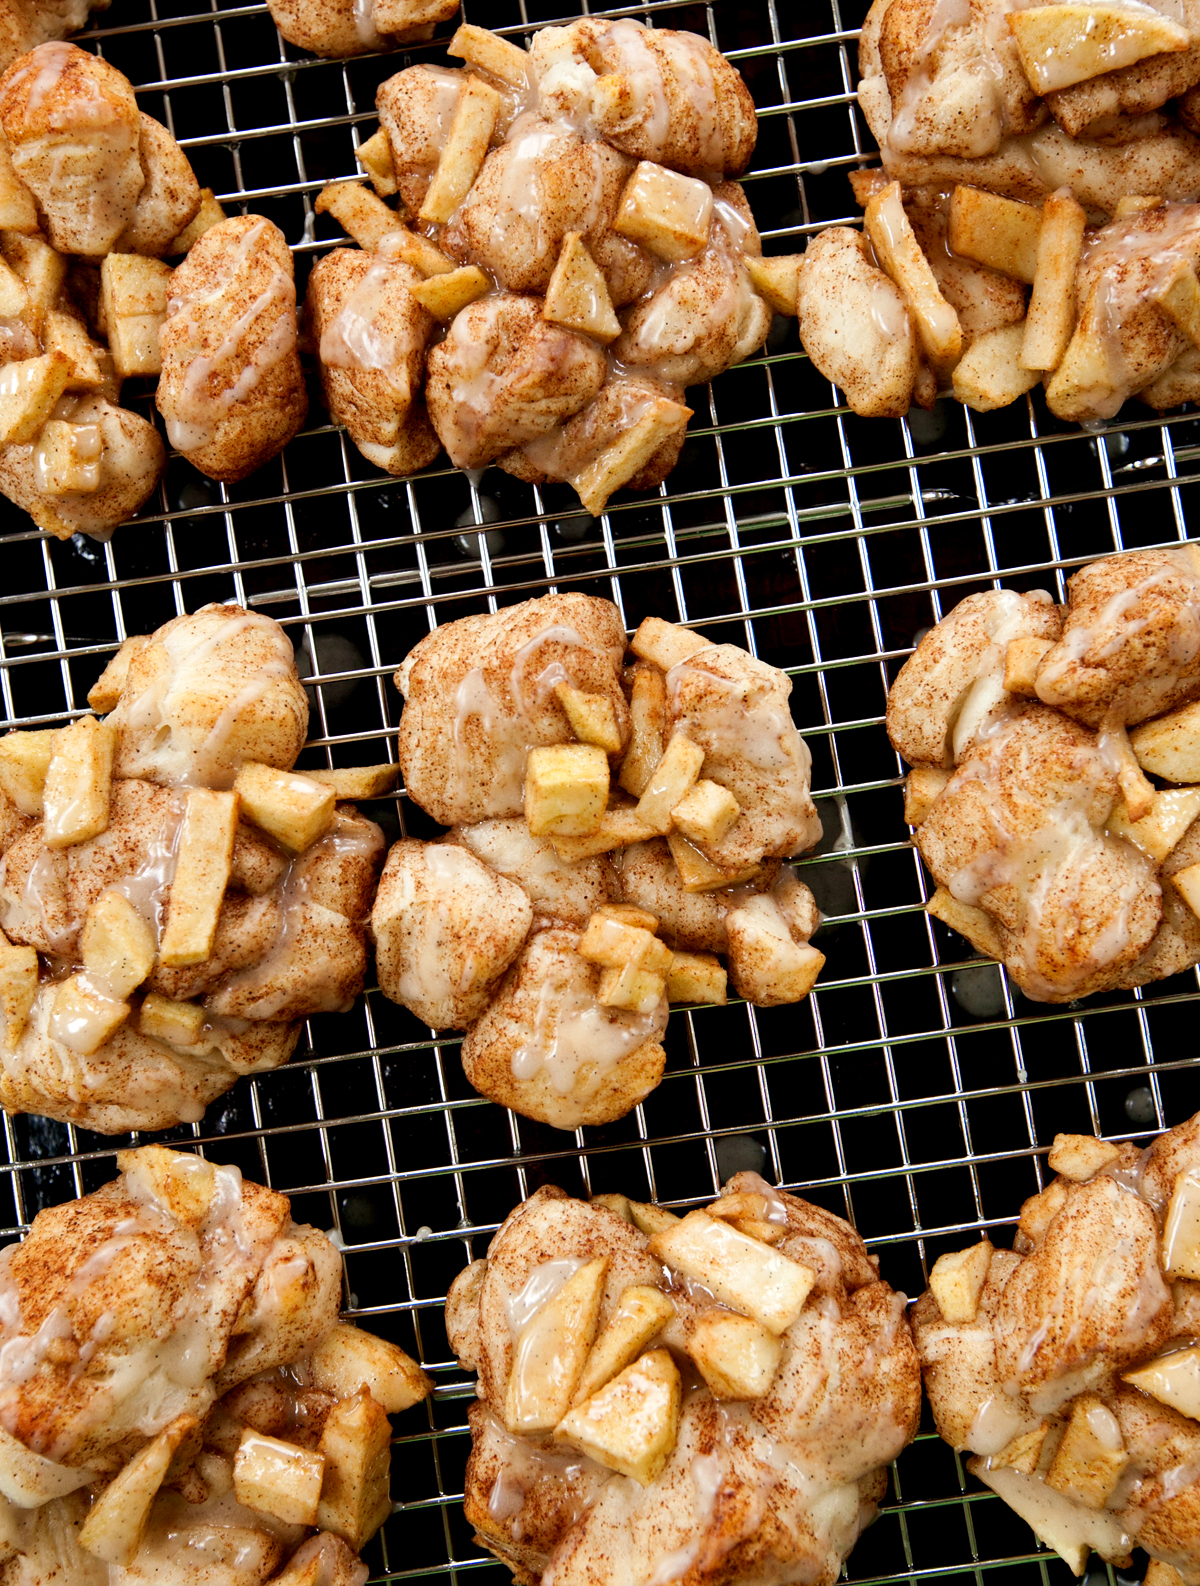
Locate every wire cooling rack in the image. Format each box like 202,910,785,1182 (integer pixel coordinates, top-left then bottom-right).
0,0,1197,1581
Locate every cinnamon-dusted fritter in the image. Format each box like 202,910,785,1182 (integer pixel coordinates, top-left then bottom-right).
914,1111,1200,1581
890,547,1200,1002
448,1179,919,1586
158,215,307,483
0,1146,430,1580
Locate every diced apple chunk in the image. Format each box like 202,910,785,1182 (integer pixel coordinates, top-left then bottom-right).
1004,635,1053,697
1009,3,1189,95
99,255,172,378
665,950,727,1005
81,890,155,1001
648,1210,815,1333
635,733,705,834
628,1201,679,1237
309,1323,432,1414
314,182,402,251
1123,1345,1200,1420
380,226,456,276
614,161,713,263
271,1533,371,1586
3,234,66,314
1162,1168,1200,1281
1132,701,1200,783
419,77,503,225
524,744,609,838
159,789,238,968
42,310,106,390
0,728,59,815
591,1192,633,1221
708,1192,775,1224
1108,787,1200,861
117,1145,218,1228
315,1389,393,1552
630,617,712,673
730,1216,784,1245
139,992,208,1051
667,831,762,893
1047,1133,1120,1183
0,352,71,445
234,763,335,854
1145,1562,1188,1586
746,255,802,316
572,1286,676,1406
550,804,654,860
78,1414,196,1565
554,1347,680,1485
1152,259,1200,351
618,662,667,797
0,933,37,1050
597,961,666,1014
926,886,1005,960
447,22,531,87
1174,861,1200,924
578,913,672,974
234,1430,325,1527
300,764,398,799
544,232,621,344
0,142,36,233
42,716,114,849
355,128,397,198
554,682,623,754
1046,1394,1128,1510
595,903,658,933
671,778,739,847
504,1257,608,1433
48,974,128,1055
87,637,146,715
0,257,29,321
865,181,962,378
904,766,950,826
408,265,490,320
952,322,1043,413
572,397,691,519
688,1309,782,1400
947,186,1041,285
929,1240,992,1324
990,1423,1049,1475
1022,189,1087,373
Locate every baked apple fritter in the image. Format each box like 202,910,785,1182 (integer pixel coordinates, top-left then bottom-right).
0,1144,430,1583
447,1179,920,1586
915,1111,1200,1582
308,18,772,513
795,0,1200,422
373,594,825,1129
890,544,1200,1001
0,603,384,1133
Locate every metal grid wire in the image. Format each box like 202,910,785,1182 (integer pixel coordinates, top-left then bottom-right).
1,0,1198,1580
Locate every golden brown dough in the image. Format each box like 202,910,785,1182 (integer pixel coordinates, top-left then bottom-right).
0,41,142,256
157,214,307,482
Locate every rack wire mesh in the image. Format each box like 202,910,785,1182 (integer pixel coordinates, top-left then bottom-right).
1,0,1198,1580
